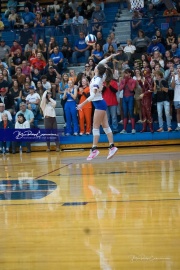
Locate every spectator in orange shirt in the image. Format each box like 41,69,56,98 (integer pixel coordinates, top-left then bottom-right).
78,77,92,135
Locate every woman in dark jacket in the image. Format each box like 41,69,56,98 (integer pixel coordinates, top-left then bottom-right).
0,113,14,154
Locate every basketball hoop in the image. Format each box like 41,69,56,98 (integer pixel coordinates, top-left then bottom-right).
130,0,144,10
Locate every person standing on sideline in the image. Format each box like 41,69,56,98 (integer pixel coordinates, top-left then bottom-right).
154,71,172,132
119,69,137,134
171,64,180,131
77,54,118,161
40,90,60,152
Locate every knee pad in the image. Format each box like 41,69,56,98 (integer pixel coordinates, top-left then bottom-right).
103,127,112,134
93,128,100,136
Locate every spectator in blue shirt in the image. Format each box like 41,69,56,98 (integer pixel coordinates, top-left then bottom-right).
72,32,90,64
34,12,45,43
22,7,35,26
147,36,166,55
50,47,64,74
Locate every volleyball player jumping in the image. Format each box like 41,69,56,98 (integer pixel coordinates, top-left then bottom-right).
77,54,119,161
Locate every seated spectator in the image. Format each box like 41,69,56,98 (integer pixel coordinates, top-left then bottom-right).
14,113,31,153
0,113,14,154
47,0,61,14
50,47,64,74
69,69,77,84
0,103,12,121
131,10,142,36
109,32,118,45
72,10,84,34
91,43,103,64
170,43,180,57
91,4,105,22
133,29,151,54
11,50,26,75
62,13,72,35
22,7,36,27
61,0,74,21
0,74,9,92
147,36,166,55
61,37,73,63
72,32,90,65
10,40,22,56
0,40,10,64
15,67,26,86
108,44,116,55
31,68,41,86
96,31,106,47
21,60,31,77
145,3,158,19
33,1,43,13
88,57,96,71
14,14,24,29
50,13,62,28
24,38,37,60
9,80,22,112
80,0,95,20
69,0,79,13
0,59,8,70
8,9,17,29
5,0,17,18
41,75,51,92
41,7,50,21
163,7,178,18
124,39,136,61
37,39,47,60
166,27,177,50
36,81,46,98
26,86,40,117
173,55,180,68
92,18,102,36
24,76,36,90
0,17,4,35
24,0,34,12
151,51,164,68
22,83,30,102
48,37,59,56
2,69,12,85
155,29,166,47
165,51,173,67
113,46,128,76
103,37,117,54
44,59,57,74
33,12,45,43
31,52,46,73
19,24,34,48
0,88,14,114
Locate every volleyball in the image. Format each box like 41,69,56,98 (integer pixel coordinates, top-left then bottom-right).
85,34,97,45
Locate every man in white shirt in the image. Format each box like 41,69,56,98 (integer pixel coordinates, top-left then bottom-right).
0,103,12,121
72,11,84,34
26,86,40,117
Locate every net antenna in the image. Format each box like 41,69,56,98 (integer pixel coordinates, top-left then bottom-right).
130,0,144,10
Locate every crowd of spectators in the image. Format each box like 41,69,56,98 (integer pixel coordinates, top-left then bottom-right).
0,0,179,153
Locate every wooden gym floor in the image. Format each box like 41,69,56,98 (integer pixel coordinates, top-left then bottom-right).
0,145,180,270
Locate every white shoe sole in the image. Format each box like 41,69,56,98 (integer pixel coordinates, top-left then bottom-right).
87,150,100,161
107,148,118,160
